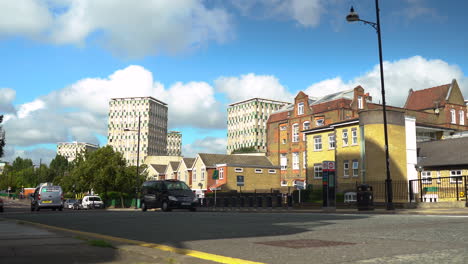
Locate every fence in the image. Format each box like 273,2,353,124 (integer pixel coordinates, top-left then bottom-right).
200,189,292,209
409,176,468,205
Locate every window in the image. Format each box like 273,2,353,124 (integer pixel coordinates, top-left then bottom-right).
281,180,288,186
352,128,358,145
292,124,299,142
314,164,323,179
280,125,287,131
342,129,349,146
421,171,432,184
280,154,287,170
219,168,224,180
451,109,456,124
235,168,243,173
192,170,197,181
436,171,441,184
314,136,322,151
450,170,462,183
352,160,359,177
303,121,310,141
343,161,349,178
201,168,205,180
282,139,286,144
303,152,307,169
358,96,363,109
460,110,465,125
298,102,304,115
255,169,263,173
292,152,299,170
316,118,324,126
328,134,335,149
268,169,277,174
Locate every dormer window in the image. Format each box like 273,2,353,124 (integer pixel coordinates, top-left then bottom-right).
358,96,363,109
297,102,304,115
316,118,324,127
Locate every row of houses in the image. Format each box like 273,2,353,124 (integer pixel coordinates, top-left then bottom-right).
146,79,468,203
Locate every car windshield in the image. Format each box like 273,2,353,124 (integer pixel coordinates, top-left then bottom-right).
68,199,77,203
89,197,101,201
165,181,191,191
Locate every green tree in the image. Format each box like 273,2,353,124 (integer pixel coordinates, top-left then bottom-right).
50,154,69,186
232,146,258,154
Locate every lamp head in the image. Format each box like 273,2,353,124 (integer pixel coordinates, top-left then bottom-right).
346,6,360,22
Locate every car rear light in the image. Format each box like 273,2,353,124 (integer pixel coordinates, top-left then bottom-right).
38,194,41,200
61,194,64,200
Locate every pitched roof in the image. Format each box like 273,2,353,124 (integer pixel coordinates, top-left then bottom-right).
197,153,277,168
311,98,352,114
418,137,468,167
169,161,179,171
268,111,290,123
404,83,451,110
183,158,195,168
150,164,167,173
310,89,354,105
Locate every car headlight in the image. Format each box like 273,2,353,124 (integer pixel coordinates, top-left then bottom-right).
168,196,178,201
193,196,199,202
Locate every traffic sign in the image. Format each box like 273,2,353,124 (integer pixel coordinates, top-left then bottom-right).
237,176,244,186
294,181,305,190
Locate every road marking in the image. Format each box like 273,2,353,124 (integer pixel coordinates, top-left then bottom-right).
17,220,264,264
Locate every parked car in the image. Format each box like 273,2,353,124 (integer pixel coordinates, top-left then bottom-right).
63,199,77,209
140,179,198,212
73,199,83,210
30,182,64,211
82,195,104,209
0,197,3,212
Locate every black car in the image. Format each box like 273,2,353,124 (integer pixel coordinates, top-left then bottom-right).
140,180,198,212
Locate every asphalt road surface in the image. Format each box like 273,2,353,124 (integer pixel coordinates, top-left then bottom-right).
3,205,468,264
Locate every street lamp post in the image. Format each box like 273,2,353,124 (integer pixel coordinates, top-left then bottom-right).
347,0,394,210
124,115,141,209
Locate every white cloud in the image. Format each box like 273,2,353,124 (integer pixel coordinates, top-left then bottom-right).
231,0,324,27
0,0,232,58
0,88,16,113
2,145,56,166
305,56,467,107
215,73,293,103
182,137,226,157
17,99,46,118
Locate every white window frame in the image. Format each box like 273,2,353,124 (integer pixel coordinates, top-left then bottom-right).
316,118,324,127
314,136,322,151
352,160,359,177
192,170,197,181
292,152,299,170
421,171,432,184
342,130,349,146
451,109,456,124
352,128,358,145
280,126,287,131
303,121,310,141
314,164,323,179
303,152,307,169
436,171,441,184
292,124,299,142
450,170,462,183
460,110,465,125
219,168,224,180
298,102,304,115
282,139,286,144
255,169,263,173
201,168,205,180
358,96,363,109
281,180,288,186
343,161,349,178
235,168,243,173
328,134,335,149
280,154,287,170
268,169,277,174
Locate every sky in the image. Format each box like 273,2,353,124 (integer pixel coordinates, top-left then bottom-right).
0,0,467,165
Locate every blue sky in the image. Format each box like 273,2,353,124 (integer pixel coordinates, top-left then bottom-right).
0,0,467,165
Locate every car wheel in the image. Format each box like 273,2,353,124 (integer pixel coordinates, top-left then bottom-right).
141,202,147,212
58,207,63,211
35,204,40,211
31,205,35,211
162,201,171,212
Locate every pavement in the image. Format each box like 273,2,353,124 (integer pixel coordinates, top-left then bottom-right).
2,197,468,264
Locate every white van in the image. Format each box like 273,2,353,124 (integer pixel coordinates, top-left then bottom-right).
30,183,63,211
82,195,104,209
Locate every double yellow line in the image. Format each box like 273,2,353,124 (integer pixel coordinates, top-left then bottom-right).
18,220,265,264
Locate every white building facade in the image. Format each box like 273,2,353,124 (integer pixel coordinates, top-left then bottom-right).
227,98,289,154
56,142,99,162
167,131,182,156
107,96,168,166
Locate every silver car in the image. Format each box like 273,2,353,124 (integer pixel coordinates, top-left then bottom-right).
30,183,64,211
63,198,77,209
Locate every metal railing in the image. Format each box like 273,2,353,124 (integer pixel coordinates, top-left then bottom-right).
409,176,468,205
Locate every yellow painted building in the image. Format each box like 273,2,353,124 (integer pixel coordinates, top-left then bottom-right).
305,109,410,202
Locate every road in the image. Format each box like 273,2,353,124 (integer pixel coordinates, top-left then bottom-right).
2,203,468,264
